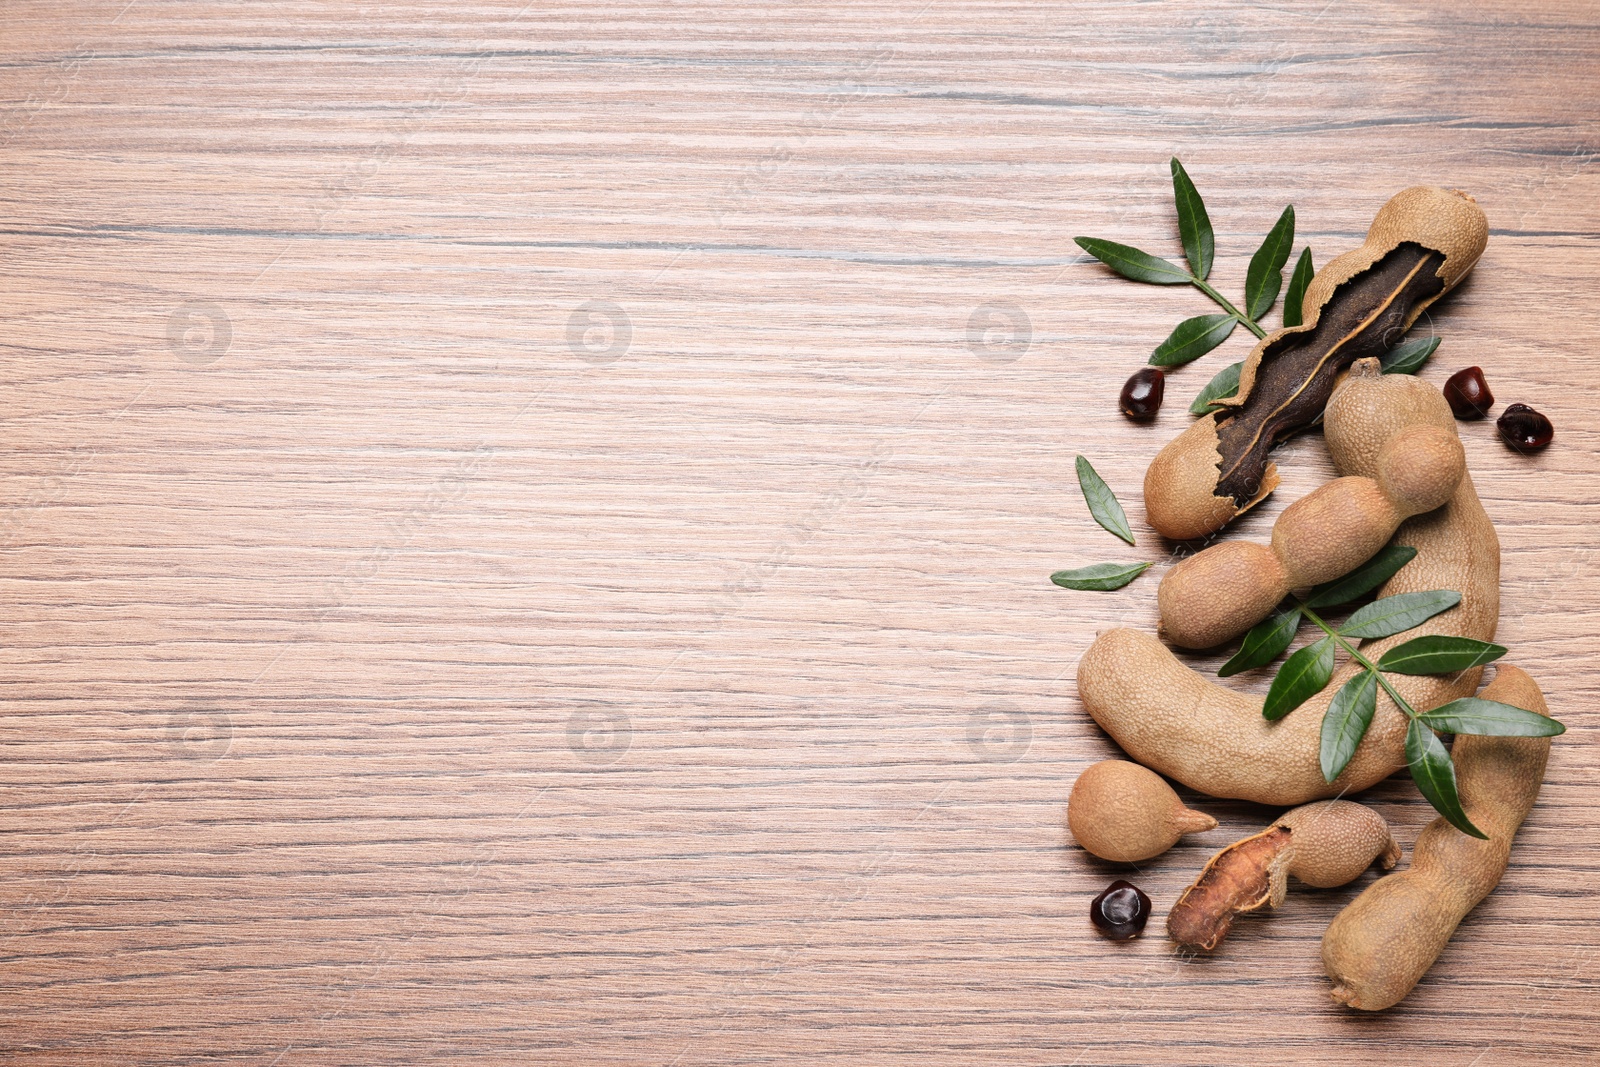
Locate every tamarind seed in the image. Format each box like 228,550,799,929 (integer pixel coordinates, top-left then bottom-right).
1496,403,1553,452
1090,879,1152,940
1442,366,1494,419
1120,367,1165,420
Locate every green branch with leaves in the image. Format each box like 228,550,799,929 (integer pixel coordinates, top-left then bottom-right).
1221,546,1566,837
1075,158,1308,359
1073,157,1441,415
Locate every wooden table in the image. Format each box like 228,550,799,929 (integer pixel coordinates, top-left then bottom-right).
3,2,1597,1063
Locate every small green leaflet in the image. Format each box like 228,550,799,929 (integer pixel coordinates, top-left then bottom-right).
1282,248,1314,328
1262,635,1334,721
1170,158,1214,281
1418,697,1566,737
1320,670,1378,782
1339,590,1461,640
1050,561,1152,591
1377,636,1506,675
1189,360,1242,415
1150,313,1237,367
1074,237,1192,285
1075,455,1135,545
1244,205,1295,321
1219,606,1301,677
1381,336,1440,375
1406,719,1487,839
1305,546,1418,608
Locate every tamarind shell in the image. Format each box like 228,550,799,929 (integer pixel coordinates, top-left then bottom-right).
1144,186,1487,541
1168,801,1398,951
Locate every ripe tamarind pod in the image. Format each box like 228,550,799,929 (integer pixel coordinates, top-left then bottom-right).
1168,801,1399,951
1077,364,1499,805
1158,421,1466,648
1322,665,1552,1010
1145,186,1487,540
1066,759,1217,863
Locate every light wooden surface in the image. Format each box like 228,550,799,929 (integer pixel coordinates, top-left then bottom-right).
2,2,1598,1063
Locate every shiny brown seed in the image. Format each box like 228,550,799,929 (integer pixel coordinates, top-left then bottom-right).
1090,879,1152,940
1120,368,1165,420
1497,403,1553,452
1443,366,1494,419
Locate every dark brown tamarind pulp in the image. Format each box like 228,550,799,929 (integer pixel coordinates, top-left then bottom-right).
1213,243,1445,504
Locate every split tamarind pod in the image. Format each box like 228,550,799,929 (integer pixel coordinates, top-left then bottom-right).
1168,800,1399,951
1076,363,1500,805
1066,759,1217,863
1144,186,1488,540
1322,665,1553,1010
1157,421,1466,648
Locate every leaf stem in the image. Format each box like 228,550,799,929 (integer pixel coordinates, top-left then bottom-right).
1190,277,1268,339
1298,601,1419,718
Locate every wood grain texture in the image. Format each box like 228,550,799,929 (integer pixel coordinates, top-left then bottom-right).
1,1,1597,1063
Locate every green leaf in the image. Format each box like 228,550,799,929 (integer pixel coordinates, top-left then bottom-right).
1419,697,1566,738
1305,546,1419,608
1378,636,1507,675
1149,313,1237,368
1050,561,1152,591
1075,455,1135,545
1263,635,1335,721
1219,606,1302,677
1339,590,1461,640
1407,718,1487,839
1244,205,1295,321
1170,158,1214,281
1074,237,1192,285
1320,670,1378,782
1381,335,1440,375
1282,247,1315,328
1189,360,1243,415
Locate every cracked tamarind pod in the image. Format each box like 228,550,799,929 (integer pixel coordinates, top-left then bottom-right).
1322,665,1552,1010
1076,363,1499,806
1144,186,1488,541
1167,800,1399,951
1157,421,1466,649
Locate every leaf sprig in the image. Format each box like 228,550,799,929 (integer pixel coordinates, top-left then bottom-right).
1222,547,1566,838
1075,158,1309,370
1076,157,1443,414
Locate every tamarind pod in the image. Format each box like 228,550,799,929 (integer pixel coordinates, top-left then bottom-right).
1158,540,1289,651
1168,800,1398,951
1078,365,1499,805
1158,421,1466,649
1066,759,1217,863
1322,665,1552,1010
1144,186,1487,541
